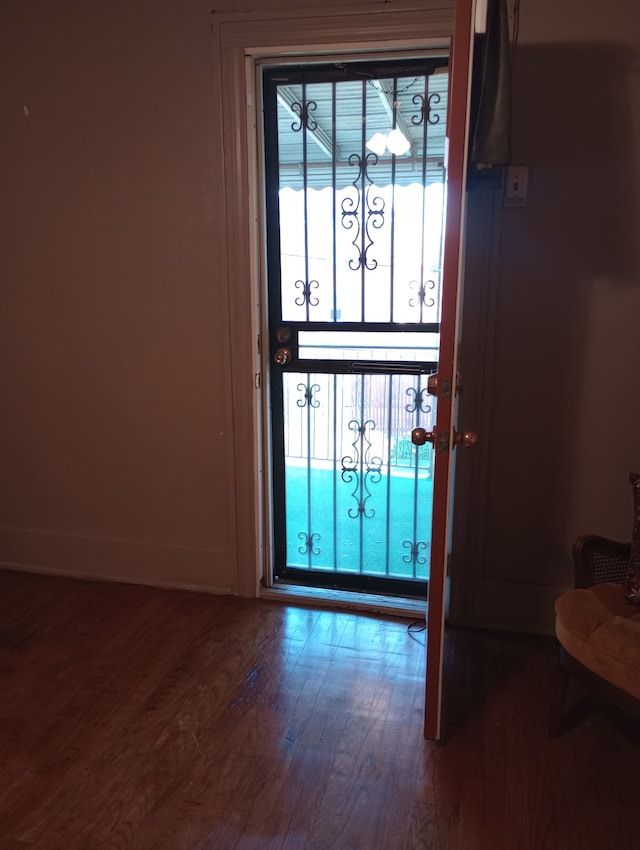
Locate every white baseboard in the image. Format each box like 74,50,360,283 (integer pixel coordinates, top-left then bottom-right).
0,527,569,632
0,525,236,595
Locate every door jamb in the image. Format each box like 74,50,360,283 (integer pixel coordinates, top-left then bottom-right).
213,2,455,597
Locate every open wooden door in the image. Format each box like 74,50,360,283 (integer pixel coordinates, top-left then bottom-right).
423,0,477,741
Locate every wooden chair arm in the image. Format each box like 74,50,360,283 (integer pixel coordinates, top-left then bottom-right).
572,534,631,589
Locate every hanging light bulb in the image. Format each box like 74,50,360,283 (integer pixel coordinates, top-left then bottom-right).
386,128,411,156
365,129,411,157
365,132,388,157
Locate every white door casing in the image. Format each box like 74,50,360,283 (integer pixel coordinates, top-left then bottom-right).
213,0,455,598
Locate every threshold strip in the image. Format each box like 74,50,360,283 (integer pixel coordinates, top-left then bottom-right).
260,582,427,620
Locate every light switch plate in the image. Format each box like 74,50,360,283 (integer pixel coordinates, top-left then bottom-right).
504,165,529,207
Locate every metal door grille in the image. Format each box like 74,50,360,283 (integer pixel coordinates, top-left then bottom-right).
264,58,448,594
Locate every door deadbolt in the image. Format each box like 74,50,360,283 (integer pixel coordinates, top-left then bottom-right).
275,327,292,343
273,347,292,366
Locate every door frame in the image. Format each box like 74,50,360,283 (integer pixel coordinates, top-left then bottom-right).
213,1,456,597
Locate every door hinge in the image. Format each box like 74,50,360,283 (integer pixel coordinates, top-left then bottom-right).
255,372,261,389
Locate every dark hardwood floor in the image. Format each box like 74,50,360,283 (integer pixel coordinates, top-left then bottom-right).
0,570,637,849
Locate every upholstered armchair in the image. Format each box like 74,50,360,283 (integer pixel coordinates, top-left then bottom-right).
549,533,640,736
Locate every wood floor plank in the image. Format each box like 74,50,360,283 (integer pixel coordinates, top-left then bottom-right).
0,570,638,849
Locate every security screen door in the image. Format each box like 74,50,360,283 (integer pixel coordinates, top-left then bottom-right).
263,57,449,596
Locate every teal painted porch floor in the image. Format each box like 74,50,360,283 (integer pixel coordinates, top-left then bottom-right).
284,462,433,581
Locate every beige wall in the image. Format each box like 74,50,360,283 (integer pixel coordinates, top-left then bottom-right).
0,0,239,591
474,0,640,631
1,0,639,628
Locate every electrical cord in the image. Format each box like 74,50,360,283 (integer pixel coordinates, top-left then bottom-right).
407,619,426,633
407,618,426,645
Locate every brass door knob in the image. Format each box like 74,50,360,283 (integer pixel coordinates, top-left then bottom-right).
411,427,436,446
454,429,478,448
274,347,292,366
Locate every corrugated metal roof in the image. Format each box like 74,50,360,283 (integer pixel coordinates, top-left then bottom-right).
273,68,449,190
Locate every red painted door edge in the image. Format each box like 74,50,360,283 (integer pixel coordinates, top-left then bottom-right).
424,0,476,742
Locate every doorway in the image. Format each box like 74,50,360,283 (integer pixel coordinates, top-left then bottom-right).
263,58,449,597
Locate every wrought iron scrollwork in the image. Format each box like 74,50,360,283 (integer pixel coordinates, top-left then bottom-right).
411,92,441,127
296,382,320,409
298,531,321,556
409,279,436,310
290,100,318,132
341,153,385,271
402,539,428,566
405,387,431,415
341,418,382,519
294,279,319,307
427,92,441,125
